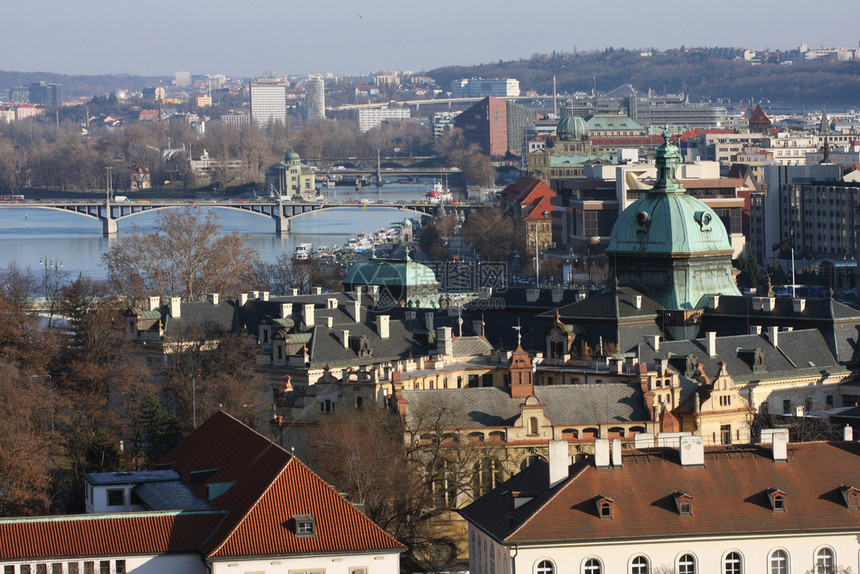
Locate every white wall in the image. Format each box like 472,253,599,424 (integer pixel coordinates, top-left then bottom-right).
209,551,402,574
1,554,207,574
505,533,860,574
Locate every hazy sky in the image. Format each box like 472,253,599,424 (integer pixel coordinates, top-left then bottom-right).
2,0,858,78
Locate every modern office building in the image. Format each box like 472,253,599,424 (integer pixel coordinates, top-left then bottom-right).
451,78,520,98
305,77,325,121
28,82,62,107
249,79,288,128
357,106,410,132
453,96,508,157
8,86,29,104
627,94,728,128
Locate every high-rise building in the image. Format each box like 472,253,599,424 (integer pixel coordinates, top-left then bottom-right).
173,70,191,88
8,86,29,104
250,80,288,128
357,106,410,132
450,78,520,98
454,96,508,157
28,82,62,107
305,77,325,120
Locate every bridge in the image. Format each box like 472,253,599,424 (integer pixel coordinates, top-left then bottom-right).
0,199,481,236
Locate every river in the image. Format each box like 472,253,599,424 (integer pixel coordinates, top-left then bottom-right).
0,182,453,281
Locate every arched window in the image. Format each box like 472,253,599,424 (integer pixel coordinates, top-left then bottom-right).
816,548,834,574
583,558,601,574
630,556,649,574
723,552,742,574
678,554,696,574
536,560,554,574
769,550,788,574
529,417,539,435
355,395,363,410
520,454,545,471
472,458,502,498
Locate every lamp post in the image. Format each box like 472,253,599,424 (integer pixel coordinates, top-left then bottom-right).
39,254,62,327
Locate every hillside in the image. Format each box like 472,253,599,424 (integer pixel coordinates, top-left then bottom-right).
429,48,860,105
0,71,171,100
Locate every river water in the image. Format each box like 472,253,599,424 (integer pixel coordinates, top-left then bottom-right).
0,182,449,281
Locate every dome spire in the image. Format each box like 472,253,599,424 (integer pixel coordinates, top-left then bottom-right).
651,125,685,194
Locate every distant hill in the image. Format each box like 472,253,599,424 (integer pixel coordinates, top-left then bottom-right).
0,71,171,100
428,48,860,105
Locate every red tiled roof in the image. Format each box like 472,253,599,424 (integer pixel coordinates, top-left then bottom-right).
163,411,404,558
500,177,554,205
522,196,554,221
210,457,404,557
462,441,860,545
0,511,224,560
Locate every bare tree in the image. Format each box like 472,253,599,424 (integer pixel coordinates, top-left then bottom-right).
102,207,261,304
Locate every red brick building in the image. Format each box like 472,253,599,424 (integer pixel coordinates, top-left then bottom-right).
454,96,508,157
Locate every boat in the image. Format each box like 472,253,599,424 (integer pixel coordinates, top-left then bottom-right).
425,180,453,204
294,243,313,260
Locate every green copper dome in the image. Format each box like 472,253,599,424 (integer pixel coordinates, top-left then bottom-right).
606,127,741,310
607,128,733,257
557,115,589,141
344,258,438,288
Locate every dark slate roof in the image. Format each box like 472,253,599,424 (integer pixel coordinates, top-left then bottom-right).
307,319,428,368
542,287,662,322
134,480,213,511
162,300,239,337
401,384,648,428
85,470,179,486
636,329,844,384
452,336,493,357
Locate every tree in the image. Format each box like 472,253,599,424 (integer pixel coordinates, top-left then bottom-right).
308,406,460,570
58,275,125,366
102,207,261,304
461,208,517,261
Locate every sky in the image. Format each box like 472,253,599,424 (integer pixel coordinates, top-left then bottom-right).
2,0,858,78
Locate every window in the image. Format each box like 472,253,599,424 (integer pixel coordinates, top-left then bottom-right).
770,550,788,574
52,566,62,574
679,499,691,515
84,562,94,574
678,554,696,574
67,565,79,574
600,502,612,519
723,552,742,574
20,567,31,574
320,399,333,413
294,514,316,537
3,567,12,574
114,561,125,574
106,489,124,507
583,559,601,574
720,424,732,445
630,556,649,574
816,548,834,574
528,417,539,435
99,561,110,574
36,565,47,574
536,561,554,574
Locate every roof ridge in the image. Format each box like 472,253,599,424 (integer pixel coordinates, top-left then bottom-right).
0,509,225,525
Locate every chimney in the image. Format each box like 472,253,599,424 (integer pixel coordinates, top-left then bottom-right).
548,440,570,488
526,288,540,303
369,285,379,296
679,435,704,467
251,290,259,299
611,438,622,467
342,329,350,348
706,331,717,357
633,433,654,449
575,292,587,302
424,312,434,332
659,358,668,375
437,326,453,356
169,296,181,318
634,295,642,309
405,310,416,320
314,286,322,295
280,303,293,318
793,298,806,313
239,293,248,306
594,438,610,469
350,300,361,322
354,286,363,300
326,316,334,328
749,325,762,335
376,315,390,339
845,425,854,441
261,291,270,301
303,304,315,327
472,319,484,337
291,288,299,296
649,335,660,351
772,428,788,462
708,295,720,309
148,296,161,311
327,297,338,310
551,288,563,303
207,293,219,305
768,326,779,348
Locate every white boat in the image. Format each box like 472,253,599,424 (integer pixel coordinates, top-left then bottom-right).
426,181,453,204
294,243,313,260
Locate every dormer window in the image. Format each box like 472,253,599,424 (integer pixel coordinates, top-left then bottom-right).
294,514,316,537
840,486,860,509
673,491,693,516
593,495,614,519
767,488,786,512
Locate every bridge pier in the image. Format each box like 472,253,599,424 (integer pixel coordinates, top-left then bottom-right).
103,217,118,236
275,214,290,235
